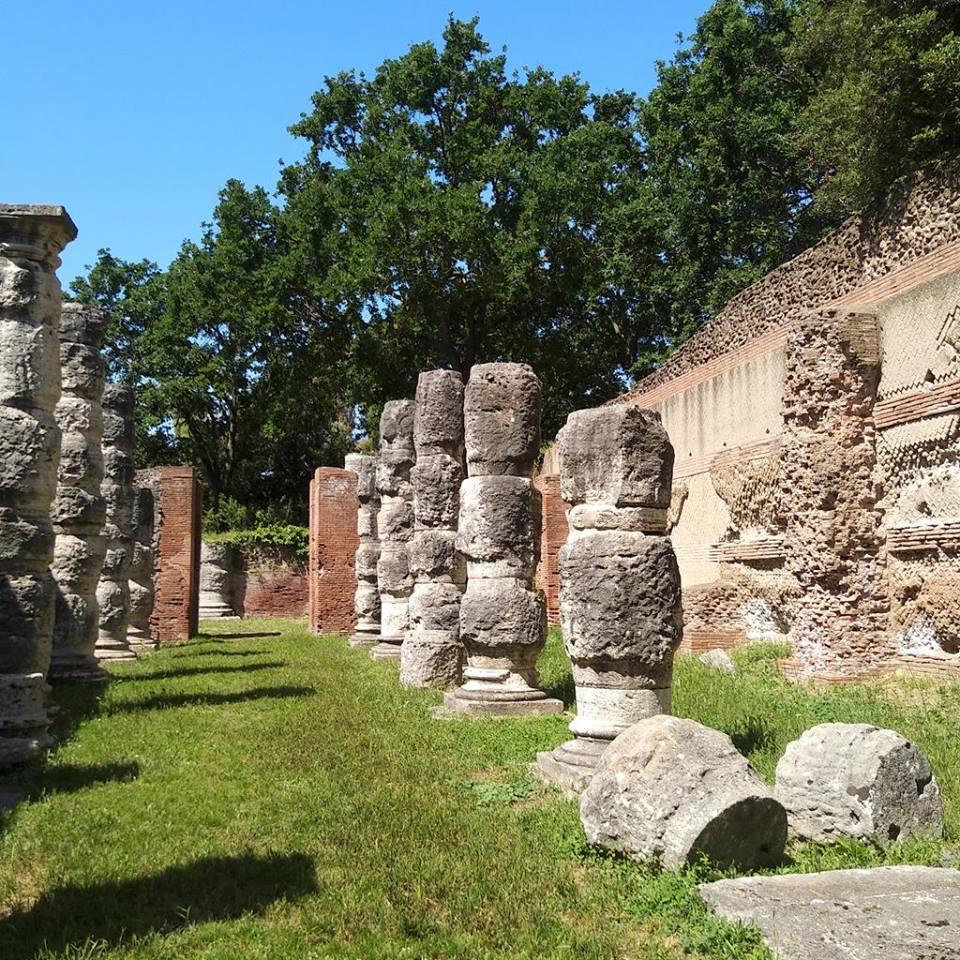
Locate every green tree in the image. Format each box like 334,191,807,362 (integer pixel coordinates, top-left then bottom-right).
282,16,668,435
789,0,960,215
640,0,834,336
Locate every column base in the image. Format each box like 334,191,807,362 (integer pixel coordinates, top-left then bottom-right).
371,641,402,660
534,737,608,794
47,655,110,685
0,734,53,770
442,689,563,717
94,646,138,662
350,630,380,648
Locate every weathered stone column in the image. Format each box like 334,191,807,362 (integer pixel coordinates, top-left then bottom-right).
198,542,236,618
536,405,682,791
445,363,562,714
49,303,108,682
0,204,77,766
401,370,465,687
95,384,136,661
372,400,416,660
345,453,381,647
127,485,156,651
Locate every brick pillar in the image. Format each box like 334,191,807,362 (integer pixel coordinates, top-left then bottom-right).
534,474,568,626
308,467,359,635
135,466,201,643
780,310,891,676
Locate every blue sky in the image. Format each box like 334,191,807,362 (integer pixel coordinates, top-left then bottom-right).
5,1,709,285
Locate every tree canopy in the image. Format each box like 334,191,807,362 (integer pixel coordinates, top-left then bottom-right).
70,6,960,523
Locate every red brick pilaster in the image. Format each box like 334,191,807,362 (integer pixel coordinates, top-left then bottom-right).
534,474,568,626
136,466,201,643
308,468,359,635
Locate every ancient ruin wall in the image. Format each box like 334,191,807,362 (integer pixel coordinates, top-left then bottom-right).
135,467,201,643
307,467,358,634
624,164,960,398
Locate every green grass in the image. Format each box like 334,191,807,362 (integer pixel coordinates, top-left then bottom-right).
0,622,956,959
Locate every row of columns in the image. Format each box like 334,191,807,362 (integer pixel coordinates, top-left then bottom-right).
342,361,682,788
0,205,157,770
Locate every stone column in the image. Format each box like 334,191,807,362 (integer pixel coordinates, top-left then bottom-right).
372,400,416,660
49,303,108,682
401,370,466,687
198,542,236,618
345,453,380,647
126,485,156,651
536,405,682,792
444,363,562,715
0,204,77,766
95,384,136,661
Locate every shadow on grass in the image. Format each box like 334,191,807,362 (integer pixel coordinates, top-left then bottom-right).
0,851,317,959
118,662,285,682
26,760,140,799
540,671,576,708
106,685,315,715
167,648,274,660
200,631,283,641
729,715,779,756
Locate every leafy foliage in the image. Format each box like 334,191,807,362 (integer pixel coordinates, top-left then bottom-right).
68,7,960,519
202,525,309,559
282,17,663,435
789,0,960,214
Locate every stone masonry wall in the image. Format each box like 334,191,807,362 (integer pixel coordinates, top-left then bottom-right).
135,466,201,643
624,163,960,399
779,312,890,674
308,467,358,634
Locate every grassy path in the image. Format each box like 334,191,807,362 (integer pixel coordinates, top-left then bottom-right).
0,619,956,959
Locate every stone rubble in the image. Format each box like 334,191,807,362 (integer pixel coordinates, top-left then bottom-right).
698,648,737,673
48,302,108,682
774,722,943,843
95,384,137,661
346,452,381,647
700,866,960,960
401,370,465,687
444,363,561,715
372,400,416,660
536,405,682,792
0,204,77,767
580,715,787,869
126,485,156,651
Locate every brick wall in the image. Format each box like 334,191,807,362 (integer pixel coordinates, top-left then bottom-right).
234,555,308,618
136,467,201,643
534,474,568,626
308,467,359,634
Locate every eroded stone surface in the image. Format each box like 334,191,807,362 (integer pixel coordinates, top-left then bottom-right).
95,385,137,661
463,363,541,477
457,476,540,580
127,485,156,651
345,453,381,646
373,402,415,659
49,303,108,682
699,648,737,673
580,715,787,869
198,542,235,619
539,405,681,793
0,205,76,762
449,363,557,712
700,866,960,960
403,370,465,687
774,723,943,843
557,406,673,508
